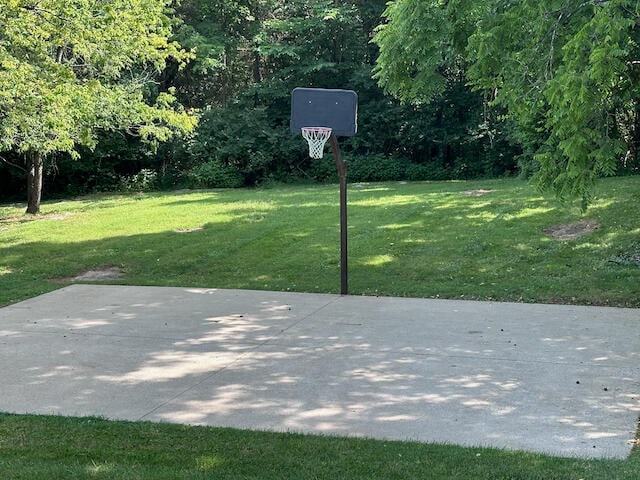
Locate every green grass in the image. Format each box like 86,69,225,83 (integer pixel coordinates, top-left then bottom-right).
0,413,638,480
1,178,639,477
1,177,639,307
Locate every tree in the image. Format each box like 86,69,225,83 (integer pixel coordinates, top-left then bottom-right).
372,0,484,103
167,0,274,108
0,0,196,213
373,0,640,206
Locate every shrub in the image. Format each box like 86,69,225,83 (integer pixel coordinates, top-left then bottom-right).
517,154,540,180
346,154,409,182
187,160,244,188
405,162,448,181
118,169,158,192
186,106,281,186
309,154,467,184
308,157,338,183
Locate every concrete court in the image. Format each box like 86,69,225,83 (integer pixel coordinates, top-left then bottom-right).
0,284,638,459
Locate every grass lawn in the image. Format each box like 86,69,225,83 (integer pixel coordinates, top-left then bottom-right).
0,413,639,480
1,177,639,478
1,176,639,307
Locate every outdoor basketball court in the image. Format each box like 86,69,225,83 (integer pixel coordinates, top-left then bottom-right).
0,284,638,459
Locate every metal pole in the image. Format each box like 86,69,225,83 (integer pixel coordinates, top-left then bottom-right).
329,134,348,295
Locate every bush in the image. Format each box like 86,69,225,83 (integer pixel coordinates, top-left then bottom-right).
307,154,467,184
187,160,244,188
118,169,158,192
405,162,448,181
346,154,409,182
186,106,282,186
307,157,338,183
517,154,540,180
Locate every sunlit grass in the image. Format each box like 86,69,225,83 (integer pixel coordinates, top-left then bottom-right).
362,254,395,266
1,177,639,307
504,206,556,220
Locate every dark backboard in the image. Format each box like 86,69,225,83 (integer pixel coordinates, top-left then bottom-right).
290,87,357,137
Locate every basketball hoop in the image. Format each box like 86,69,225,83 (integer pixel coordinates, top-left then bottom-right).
301,127,332,159
291,88,358,296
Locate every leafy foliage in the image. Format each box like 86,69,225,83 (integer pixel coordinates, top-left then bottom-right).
1,0,523,203
187,160,244,188
374,0,640,206
185,105,303,185
118,169,159,192
0,0,196,211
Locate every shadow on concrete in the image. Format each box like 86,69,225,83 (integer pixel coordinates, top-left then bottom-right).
0,285,638,459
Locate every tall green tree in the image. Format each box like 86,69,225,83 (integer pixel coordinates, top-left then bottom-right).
168,0,274,107
0,0,196,213
373,0,640,206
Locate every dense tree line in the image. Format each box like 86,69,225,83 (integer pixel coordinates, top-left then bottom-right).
3,1,637,209
0,0,521,208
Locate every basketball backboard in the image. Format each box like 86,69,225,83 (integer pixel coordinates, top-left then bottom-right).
290,87,358,137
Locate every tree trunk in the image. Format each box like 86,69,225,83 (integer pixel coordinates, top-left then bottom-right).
25,152,43,215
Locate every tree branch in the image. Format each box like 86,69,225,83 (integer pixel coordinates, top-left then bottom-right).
22,3,69,26
0,155,27,173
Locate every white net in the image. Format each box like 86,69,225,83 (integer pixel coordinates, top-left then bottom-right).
301,127,332,159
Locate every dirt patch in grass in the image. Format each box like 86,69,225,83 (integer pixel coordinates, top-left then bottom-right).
543,219,599,241
174,226,204,233
53,266,124,283
74,266,124,281
460,189,493,197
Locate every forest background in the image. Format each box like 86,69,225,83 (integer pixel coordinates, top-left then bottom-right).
1,0,638,202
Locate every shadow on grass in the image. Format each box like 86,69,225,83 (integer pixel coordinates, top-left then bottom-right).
1,178,639,307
